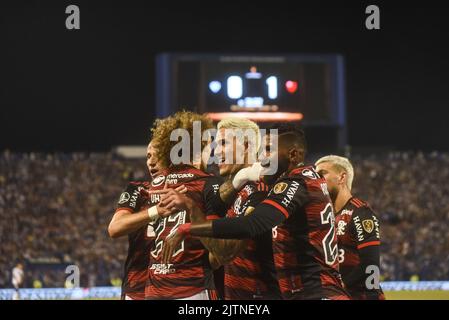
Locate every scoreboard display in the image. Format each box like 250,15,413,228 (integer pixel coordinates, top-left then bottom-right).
203,61,330,122
156,53,346,151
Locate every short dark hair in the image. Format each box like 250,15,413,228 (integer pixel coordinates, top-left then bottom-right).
266,122,307,152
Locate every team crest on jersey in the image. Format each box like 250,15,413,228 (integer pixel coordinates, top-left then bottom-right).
362,219,374,233
118,192,130,204
152,175,165,187
273,182,288,194
336,220,347,236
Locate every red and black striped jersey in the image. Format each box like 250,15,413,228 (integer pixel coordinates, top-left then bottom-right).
115,181,154,300
335,197,385,300
261,165,349,300
145,165,222,300
224,181,281,300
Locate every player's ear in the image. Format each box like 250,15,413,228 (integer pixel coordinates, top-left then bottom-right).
288,147,300,164
339,171,347,186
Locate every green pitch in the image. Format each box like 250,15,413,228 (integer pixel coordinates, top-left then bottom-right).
384,291,449,300
84,291,449,300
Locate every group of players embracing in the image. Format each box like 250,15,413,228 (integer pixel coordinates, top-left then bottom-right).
108,111,384,300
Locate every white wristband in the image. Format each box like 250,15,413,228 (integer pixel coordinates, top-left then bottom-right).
147,206,159,222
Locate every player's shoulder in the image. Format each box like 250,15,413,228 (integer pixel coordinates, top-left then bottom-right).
201,174,223,195
204,173,224,185
284,165,325,191
289,165,322,181
349,197,379,219
167,165,211,180
126,180,151,189
244,180,270,193
349,197,368,208
236,181,269,201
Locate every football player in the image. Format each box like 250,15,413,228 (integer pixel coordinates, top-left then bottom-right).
186,117,280,300
315,155,385,300
144,111,223,300
157,124,350,300
108,140,167,300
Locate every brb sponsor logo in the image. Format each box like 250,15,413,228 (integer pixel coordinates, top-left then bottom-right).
150,264,176,275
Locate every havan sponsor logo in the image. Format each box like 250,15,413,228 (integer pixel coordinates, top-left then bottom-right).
281,181,300,207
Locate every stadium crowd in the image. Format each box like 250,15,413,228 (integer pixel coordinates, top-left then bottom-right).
1,150,448,288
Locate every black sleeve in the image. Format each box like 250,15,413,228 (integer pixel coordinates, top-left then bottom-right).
345,207,382,297
344,245,381,298
203,175,227,217
350,207,381,249
243,188,268,210
260,176,309,218
115,182,148,213
212,203,286,239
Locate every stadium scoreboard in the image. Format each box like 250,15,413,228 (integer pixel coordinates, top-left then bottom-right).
156,53,347,152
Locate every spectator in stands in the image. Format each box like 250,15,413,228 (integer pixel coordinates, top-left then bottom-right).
1,150,448,287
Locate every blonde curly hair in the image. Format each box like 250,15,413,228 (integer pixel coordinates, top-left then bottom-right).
150,111,214,167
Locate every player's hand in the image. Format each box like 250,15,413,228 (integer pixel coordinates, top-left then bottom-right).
161,228,186,264
147,182,188,217
175,185,188,194
150,188,194,218
232,162,264,189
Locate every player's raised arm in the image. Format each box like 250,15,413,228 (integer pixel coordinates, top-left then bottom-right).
108,183,186,238
108,210,151,238
108,183,158,238
192,204,253,267
108,183,148,238
160,175,309,263
152,187,248,266
159,194,288,264
160,205,284,264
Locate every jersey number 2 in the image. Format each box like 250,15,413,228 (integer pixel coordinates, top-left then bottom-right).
151,211,186,259
320,203,338,265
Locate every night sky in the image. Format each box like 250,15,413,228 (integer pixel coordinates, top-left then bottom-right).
1,1,448,152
